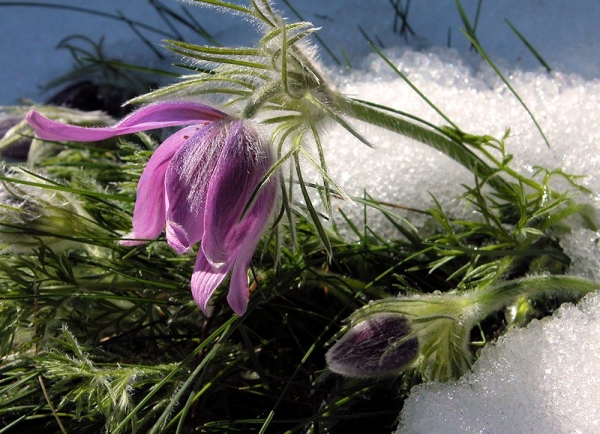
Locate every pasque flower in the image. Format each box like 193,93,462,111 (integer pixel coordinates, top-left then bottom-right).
26,102,277,315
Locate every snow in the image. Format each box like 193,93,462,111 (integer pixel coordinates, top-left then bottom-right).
2,1,600,433
320,48,600,234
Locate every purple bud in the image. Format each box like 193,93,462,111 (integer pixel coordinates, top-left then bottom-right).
326,314,419,378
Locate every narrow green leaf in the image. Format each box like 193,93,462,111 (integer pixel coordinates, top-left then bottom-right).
505,18,552,73
368,42,460,130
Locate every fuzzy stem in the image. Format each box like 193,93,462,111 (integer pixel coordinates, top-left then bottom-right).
242,80,282,119
340,96,512,192
470,275,600,320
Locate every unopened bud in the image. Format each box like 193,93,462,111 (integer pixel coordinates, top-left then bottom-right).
0,168,95,253
326,314,419,378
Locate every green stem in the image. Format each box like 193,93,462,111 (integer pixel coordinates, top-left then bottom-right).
472,275,600,318
472,139,544,193
341,96,511,192
242,80,282,119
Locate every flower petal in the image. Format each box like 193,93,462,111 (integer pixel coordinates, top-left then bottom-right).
201,121,276,266
226,241,260,315
26,102,227,142
190,251,230,315
121,125,198,245
164,121,228,253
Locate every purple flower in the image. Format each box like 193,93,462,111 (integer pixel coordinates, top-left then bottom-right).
26,102,277,315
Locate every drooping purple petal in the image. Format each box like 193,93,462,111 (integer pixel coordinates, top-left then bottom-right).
190,251,230,315
201,121,276,267
226,241,261,315
121,125,198,245
164,121,228,254
26,102,228,142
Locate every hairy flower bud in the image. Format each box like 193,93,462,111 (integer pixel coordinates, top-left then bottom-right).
0,168,94,253
326,314,419,378
0,115,32,161
327,293,479,381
